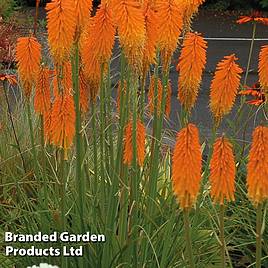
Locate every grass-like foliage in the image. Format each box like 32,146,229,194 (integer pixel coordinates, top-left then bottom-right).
0,1,268,267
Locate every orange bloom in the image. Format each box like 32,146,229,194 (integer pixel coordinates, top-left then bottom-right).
34,66,51,115
50,92,75,159
258,45,268,94
148,76,170,117
210,136,236,205
81,49,100,101
237,11,268,25
0,74,17,85
92,3,115,64
177,32,207,110
247,126,268,205
81,3,115,100
239,83,266,106
46,0,76,64
142,0,159,77
82,3,115,64
172,123,202,209
74,0,92,30
123,119,146,166
113,0,145,68
183,0,205,33
157,0,184,71
16,36,41,97
210,54,243,124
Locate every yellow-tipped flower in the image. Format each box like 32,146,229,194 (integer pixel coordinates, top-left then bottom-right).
210,54,243,125
172,123,202,209
81,2,115,101
34,66,52,115
50,92,76,159
16,36,41,97
210,136,236,204
74,0,92,30
142,0,159,77
247,126,268,205
177,32,207,110
46,0,76,64
183,0,205,33
113,0,145,69
157,0,184,71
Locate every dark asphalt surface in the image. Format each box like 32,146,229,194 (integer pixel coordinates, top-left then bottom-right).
165,10,268,144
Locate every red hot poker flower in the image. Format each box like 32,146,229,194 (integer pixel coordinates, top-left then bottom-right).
237,11,268,25
239,82,266,106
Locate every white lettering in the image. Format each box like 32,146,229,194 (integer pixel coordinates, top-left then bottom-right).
5,232,13,242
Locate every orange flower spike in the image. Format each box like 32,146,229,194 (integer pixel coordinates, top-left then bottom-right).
237,11,268,25
183,0,205,33
81,4,115,98
210,54,243,124
74,0,92,30
16,36,41,97
34,66,51,115
247,126,268,205
157,0,184,71
142,0,159,76
172,123,202,209
177,32,207,110
50,92,75,159
46,0,76,64
123,119,146,166
258,45,268,94
0,74,17,85
210,136,236,205
113,0,145,68
91,3,115,64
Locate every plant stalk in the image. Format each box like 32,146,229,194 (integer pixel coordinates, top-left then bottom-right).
256,203,263,268
183,208,195,268
220,204,226,268
3,81,27,173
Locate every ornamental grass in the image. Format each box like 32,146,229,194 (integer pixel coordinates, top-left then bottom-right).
1,0,268,267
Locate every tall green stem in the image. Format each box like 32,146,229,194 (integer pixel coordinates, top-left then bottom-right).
26,101,39,177
256,203,263,268
130,73,139,266
72,43,85,232
3,81,27,173
244,22,257,86
220,205,226,268
183,208,195,268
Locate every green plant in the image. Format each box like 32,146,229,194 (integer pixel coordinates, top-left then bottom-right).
0,0,15,19
260,0,268,8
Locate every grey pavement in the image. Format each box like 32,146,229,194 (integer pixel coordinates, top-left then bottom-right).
166,11,268,144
